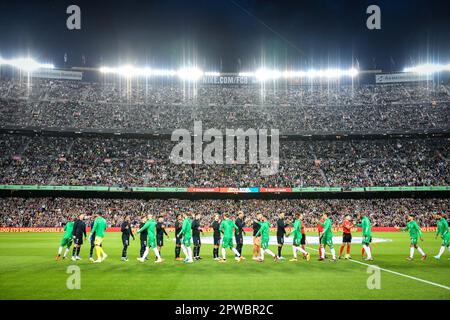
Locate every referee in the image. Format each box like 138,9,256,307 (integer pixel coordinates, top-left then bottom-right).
72,213,86,261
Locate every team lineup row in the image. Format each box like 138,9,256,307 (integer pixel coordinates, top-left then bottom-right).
56,211,450,264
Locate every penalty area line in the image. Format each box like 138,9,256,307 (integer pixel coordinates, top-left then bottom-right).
306,247,450,291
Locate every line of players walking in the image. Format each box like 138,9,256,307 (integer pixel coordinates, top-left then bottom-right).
56,211,450,263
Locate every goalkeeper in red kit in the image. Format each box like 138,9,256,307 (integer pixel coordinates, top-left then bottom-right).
339,215,353,259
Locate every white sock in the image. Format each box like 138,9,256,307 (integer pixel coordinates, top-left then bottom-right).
260,249,265,260
364,245,372,259
292,246,298,258
265,249,275,257
57,246,63,255
331,248,336,260
181,245,188,258
142,247,149,259
222,248,226,260
64,248,70,257
320,246,325,259
153,248,161,259
298,247,308,255
417,246,425,256
232,247,240,257
437,246,445,258
187,247,193,260
409,247,414,258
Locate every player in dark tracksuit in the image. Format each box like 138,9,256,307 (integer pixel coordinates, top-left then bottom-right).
72,213,87,260
212,214,221,260
192,214,203,260
235,212,245,257
121,216,135,261
139,216,148,258
89,214,98,261
156,217,169,258
174,214,183,260
276,213,287,259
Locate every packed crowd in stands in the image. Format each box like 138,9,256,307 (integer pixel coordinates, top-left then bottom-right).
0,197,447,228
0,134,448,187
0,79,449,132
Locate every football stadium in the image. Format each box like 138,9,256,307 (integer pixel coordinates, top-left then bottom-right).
0,0,449,307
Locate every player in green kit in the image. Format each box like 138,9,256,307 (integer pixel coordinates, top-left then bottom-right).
255,215,278,262
177,212,193,263
218,213,243,263
356,213,373,261
398,214,426,261
56,219,74,260
434,213,450,260
289,213,310,262
137,213,162,263
318,213,336,262
90,212,108,263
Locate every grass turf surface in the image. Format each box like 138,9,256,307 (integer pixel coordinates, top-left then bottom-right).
0,231,449,300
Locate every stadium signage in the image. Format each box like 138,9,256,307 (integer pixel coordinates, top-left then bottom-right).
30,69,83,80
375,72,430,83
201,75,251,85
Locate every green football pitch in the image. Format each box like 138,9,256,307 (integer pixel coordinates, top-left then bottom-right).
0,231,449,300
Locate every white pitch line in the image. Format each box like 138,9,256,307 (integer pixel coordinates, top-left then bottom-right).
306,247,450,291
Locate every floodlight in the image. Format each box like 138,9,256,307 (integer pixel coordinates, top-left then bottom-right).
177,67,203,81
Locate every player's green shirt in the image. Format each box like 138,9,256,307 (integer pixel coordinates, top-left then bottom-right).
63,221,74,238
137,219,156,238
219,219,238,238
178,217,192,238
436,218,449,238
401,220,422,239
255,221,270,239
320,217,333,237
356,216,371,237
91,216,107,237
292,219,302,238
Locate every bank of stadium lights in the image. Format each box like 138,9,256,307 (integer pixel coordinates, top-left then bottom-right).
404,63,450,74
238,68,358,81
0,57,54,72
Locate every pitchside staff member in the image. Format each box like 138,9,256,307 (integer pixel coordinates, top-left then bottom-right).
235,211,246,258
252,213,262,260
276,213,287,260
121,215,135,261
72,213,86,261
175,214,183,261
156,216,169,258
212,214,221,260
139,216,148,259
192,214,203,260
